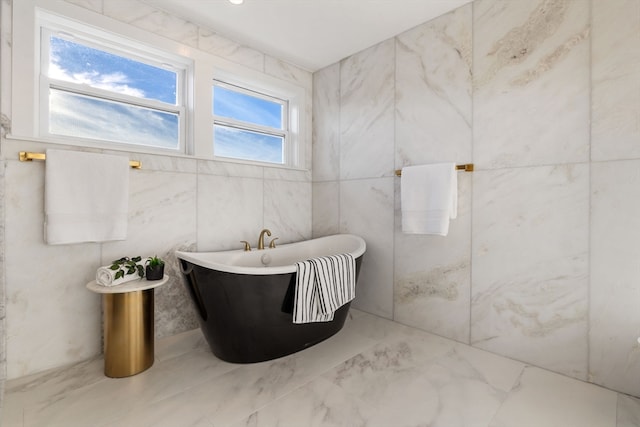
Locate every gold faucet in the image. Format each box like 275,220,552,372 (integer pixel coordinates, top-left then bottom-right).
258,228,271,250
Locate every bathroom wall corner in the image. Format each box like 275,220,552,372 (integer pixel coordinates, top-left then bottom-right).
0,0,11,413
0,158,5,414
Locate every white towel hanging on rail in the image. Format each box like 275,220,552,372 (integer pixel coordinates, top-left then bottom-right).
44,149,130,245
401,163,457,236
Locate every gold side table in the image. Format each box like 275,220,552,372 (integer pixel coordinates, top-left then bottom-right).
86,275,169,378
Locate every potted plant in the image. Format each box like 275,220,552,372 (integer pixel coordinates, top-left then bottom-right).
109,256,144,281
145,255,165,281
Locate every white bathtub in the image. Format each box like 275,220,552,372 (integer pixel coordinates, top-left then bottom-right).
176,233,366,275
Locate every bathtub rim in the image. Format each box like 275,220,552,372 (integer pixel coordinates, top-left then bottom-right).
176,233,366,275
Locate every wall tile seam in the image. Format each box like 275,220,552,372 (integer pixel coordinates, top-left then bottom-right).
472,160,591,172
5,156,200,176
468,0,476,348
5,145,312,178
337,176,395,184
263,177,311,185
586,0,593,383
311,177,339,184
391,33,398,323
196,168,293,180
0,0,9,390
589,158,640,166
194,158,201,252
337,59,342,235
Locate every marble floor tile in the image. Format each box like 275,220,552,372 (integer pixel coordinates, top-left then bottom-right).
617,394,640,427
2,310,625,427
489,366,617,427
230,377,371,427
99,322,377,427
319,331,524,427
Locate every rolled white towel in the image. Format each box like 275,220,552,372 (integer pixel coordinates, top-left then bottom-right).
96,260,145,287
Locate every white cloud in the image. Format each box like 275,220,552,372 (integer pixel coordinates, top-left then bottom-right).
49,62,146,98
214,125,283,163
49,90,178,149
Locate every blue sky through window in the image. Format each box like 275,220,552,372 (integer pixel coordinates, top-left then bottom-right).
213,84,283,129
50,36,177,104
213,83,285,163
214,125,284,164
50,90,179,148
47,36,180,149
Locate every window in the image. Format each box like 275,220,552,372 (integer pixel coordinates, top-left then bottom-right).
213,80,289,165
39,26,187,151
12,2,306,168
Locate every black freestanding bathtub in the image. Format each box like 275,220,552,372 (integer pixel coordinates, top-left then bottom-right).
176,234,366,363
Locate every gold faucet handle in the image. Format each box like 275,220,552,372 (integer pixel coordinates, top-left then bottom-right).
240,241,252,252
269,237,279,248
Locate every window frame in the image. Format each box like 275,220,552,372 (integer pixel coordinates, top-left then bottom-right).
37,17,189,153
210,67,305,169
213,79,290,165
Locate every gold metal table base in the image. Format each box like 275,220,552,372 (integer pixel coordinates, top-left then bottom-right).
103,289,154,378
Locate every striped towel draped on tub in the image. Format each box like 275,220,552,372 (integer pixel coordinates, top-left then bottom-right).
293,253,356,324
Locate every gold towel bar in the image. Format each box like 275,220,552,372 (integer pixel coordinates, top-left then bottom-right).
395,163,474,176
19,151,142,169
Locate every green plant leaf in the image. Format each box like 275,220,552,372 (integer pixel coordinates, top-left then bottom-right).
109,264,119,270
132,256,142,263
115,270,124,280
146,255,164,267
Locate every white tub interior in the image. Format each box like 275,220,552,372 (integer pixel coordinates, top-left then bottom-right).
176,234,366,275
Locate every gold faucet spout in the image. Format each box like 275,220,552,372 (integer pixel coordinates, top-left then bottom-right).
258,228,271,250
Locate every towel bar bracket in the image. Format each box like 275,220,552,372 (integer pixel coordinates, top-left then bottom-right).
19,151,46,162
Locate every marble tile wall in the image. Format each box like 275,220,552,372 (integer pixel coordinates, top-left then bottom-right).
312,0,640,397
0,160,5,411
471,0,591,380
1,0,313,379
0,0,11,411
393,5,473,343
591,0,640,161
471,165,589,379
313,39,397,318
338,39,396,318
473,0,590,169
589,0,640,398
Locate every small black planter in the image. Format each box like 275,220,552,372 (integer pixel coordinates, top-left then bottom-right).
145,264,164,281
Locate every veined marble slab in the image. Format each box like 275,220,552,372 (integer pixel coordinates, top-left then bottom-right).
591,0,640,161
340,39,395,180
264,179,312,243
312,63,341,182
590,160,640,397
471,164,589,379
312,182,340,238
395,4,472,169
489,366,617,427
340,178,394,319
394,173,472,343
5,161,101,379
473,0,590,169
196,174,264,252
